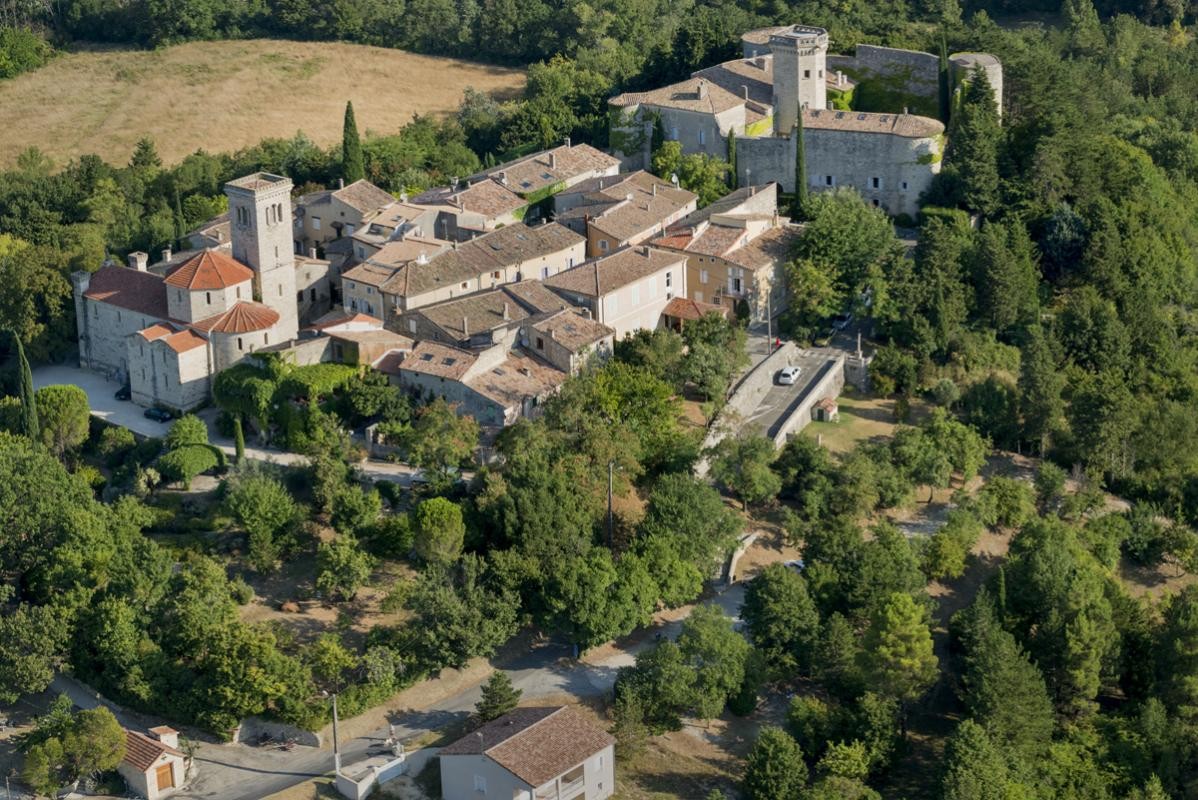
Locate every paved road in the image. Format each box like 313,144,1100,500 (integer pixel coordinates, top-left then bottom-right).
743,350,838,439
33,364,421,485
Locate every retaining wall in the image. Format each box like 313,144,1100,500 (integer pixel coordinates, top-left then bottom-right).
771,354,846,447
236,716,322,748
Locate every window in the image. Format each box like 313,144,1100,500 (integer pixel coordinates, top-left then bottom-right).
460,281,469,290
665,271,672,288
901,181,909,191
206,291,212,305
264,332,269,345
541,266,549,279
350,299,359,311
236,286,242,299
670,126,679,140
700,269,708,284
117,311,122,322
357,247,366,259
492,271,501,279
237,337,243,351
366,286,374,295
278,284,283,297
313,216,322,230
408,319,417,333
804,69,811,78
310,288,317,302
732,277,742,292
819,69,824,77
536,336,544,350
871,177,881,189
825,175,834,186
176,290,183,302
698,129,706,146
474,775,487,793
871,198,880,207
598,240,609,252
568,257,574,268
298,291,304,304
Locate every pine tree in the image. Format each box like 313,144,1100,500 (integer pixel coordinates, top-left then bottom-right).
743,726,807,800
12,330,38,441
476,670,522,721
792,111,807,219
233,414,246,463
938,33,952,124
1018,326,1065,455
1064,0,1105,55
940,720,1009,800
726,129,737,189
342,101,365,183
860,593,938,709
943,67,1001,217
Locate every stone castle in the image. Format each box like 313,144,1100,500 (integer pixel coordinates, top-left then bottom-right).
609,25,1002,218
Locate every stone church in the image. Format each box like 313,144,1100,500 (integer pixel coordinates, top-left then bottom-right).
72,172,310,412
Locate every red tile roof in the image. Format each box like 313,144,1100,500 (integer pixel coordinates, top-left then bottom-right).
441,707,615,788
164,250,254,291
137,323,208,354
192,301,280,334
83,265,169,319
122,730,182,773
663,296,730,322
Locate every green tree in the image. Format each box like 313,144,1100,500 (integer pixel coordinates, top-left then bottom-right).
818,740,871,781
971,219,1040,337
1158,585,1198,721
315,536,376,601
793,111,807,218
0,603,69,703
1019,326,1064,454
743,726,807,800
330,485,382,535
396,398,478,489
305,632,357,691
740,563,820,674
34,384,89,457
11,329,38,440
860,593,938,709
476,670,522,721
225,468,299,572
709,433,781,509
726,129,737,189
939,719,1009,800
233,414,245,462
938,33,951,123
342,100,365,183
941,67,1001,216
166,413,208,450
413,497,466,566
677,605,752,720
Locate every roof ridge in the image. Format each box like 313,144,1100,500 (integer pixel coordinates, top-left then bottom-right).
482,706,566,755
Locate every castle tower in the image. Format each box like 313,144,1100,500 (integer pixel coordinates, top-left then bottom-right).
770,25,828,136
224,173,298,341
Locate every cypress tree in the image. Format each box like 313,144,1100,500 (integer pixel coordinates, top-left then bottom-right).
233,414,246,463
791,112,808,219
650,113,667,163
726,129,737,189
342,101,365,183
938,33,952,124
173,183,186,250
476,671,522,721
12,330,38,440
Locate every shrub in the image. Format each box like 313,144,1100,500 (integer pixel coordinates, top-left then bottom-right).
330,485,382,534
0,27,55,79
315,536,376,601
158,444,221,489
973,477,1034,529
229,577,255,605
97,426,136,468
165,414,209,450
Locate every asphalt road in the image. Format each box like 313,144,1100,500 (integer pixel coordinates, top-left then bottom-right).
743,350,838,439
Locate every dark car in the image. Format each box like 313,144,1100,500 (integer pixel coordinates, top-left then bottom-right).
144,407,173,423
115,385,132,401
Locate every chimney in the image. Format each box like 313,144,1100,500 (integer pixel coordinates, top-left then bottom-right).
148,727,179,749
309,246,318,258
563,136,571,148
640,245,650,256
754,56,766,69
652,183,658,197
128,251,148,271
161,247,172,263
399,191,408,202
497,171,507,185
598,178,605,190
837,70,845,87
548,152,557,169
742,85,750,100
338,177,345,189
503,302,510,321
696,79,707,99
749,186,756,196
417,250,429,265
462,316,469,337
902,106,909,115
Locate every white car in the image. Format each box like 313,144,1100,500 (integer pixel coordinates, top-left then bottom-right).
777,366,802,385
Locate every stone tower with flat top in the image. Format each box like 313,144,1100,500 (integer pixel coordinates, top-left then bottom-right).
770,25,829,136
224,172,298,341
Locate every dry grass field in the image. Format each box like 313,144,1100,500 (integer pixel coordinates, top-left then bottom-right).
0,39,525,167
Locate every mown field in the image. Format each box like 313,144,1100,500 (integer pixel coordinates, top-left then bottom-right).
0,39,525,167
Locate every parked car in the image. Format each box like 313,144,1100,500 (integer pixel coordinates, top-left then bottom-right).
776,366,802,385
831,312,853,331
143,407,173,423
114,385,131,401
784,559,806,572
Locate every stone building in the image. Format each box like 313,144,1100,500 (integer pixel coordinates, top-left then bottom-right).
609,24,1001,219
72,172,314,412
293,178,397,254
652,182,797,322
553,171,698,257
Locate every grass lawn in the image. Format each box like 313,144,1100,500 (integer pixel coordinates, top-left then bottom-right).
0,39,524,167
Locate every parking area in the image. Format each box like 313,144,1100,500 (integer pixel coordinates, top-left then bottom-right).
743,351,838,439
33,364,173,438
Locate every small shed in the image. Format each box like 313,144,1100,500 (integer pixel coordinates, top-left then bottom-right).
812,396,839,422
118,727,187,800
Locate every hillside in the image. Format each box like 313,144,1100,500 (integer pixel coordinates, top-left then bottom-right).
0,39,524,167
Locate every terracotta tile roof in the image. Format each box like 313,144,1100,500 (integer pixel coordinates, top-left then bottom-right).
473,144,620,196
192,301,280,334
724,224,799,270
663,296,730,322
138,323,174,342
123,730,182,773
564,172,697,245
374,349,407,374
465,350,567,409
502,280,573,315
741,24,791,45
414,289,534,340
675,185,773,227
544,246,686,297
137,323,207,354
83,265,169,319
164,250,254,291
332,180,396,214
413,180,526,220
308,310,383,330
531,309,614,352
399,341,477,380
693,58,776,107
804,107,944,138
441,707,614,788
365,238,450,270
342,260,403,289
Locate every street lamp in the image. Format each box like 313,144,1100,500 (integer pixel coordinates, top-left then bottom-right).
322,690,341,777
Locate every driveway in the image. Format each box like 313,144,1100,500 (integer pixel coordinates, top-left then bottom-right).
33,364,420,485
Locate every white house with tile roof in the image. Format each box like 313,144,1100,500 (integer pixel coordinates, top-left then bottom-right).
118,726,188,800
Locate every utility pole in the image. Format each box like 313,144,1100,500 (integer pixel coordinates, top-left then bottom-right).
332,692,341,777
766,285,773,352
607,460,614,548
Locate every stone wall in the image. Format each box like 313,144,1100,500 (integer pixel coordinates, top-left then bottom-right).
771,354,845,446
850,45,940,97
235,716,322,748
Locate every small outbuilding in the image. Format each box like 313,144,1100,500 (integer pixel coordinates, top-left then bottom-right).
118,726,187,800
812,396,839,422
